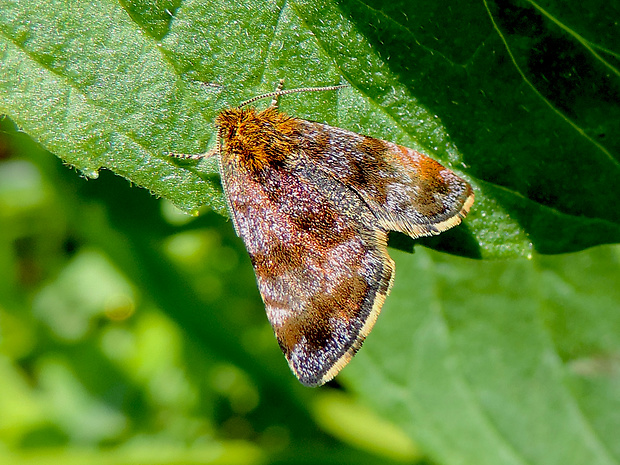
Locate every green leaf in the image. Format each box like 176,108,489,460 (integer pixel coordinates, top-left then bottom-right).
0,0,618,257
346,244,620,465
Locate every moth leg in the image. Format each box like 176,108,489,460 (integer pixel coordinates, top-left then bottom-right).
166,146,218,161
199,82,224,91
164,80,225,161
166,127,222,161
269,78,285,108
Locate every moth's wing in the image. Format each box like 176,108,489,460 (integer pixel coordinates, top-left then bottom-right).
221,157,394,386
299,121,475,238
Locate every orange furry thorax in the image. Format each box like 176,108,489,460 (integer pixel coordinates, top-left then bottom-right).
217,107,302,172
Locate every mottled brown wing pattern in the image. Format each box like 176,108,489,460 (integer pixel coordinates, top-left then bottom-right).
215,106,473,386
220,149,394,386
297,121,475,238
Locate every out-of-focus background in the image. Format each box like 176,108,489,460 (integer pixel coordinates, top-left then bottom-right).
0,118,422,465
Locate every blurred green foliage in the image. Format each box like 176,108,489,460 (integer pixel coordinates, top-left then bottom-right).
0,118,417,464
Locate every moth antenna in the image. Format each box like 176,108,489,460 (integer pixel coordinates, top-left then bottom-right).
238,84,349,108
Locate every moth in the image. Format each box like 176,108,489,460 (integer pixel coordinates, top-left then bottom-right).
174,82,474,386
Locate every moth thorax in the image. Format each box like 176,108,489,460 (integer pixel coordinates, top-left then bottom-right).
217,107,300,172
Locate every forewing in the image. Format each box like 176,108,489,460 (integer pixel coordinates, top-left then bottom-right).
221,156,394,386
298,120,474,238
